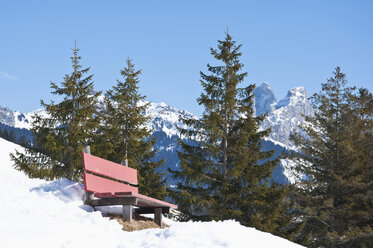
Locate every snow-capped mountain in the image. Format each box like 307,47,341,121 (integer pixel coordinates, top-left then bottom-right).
0,83,313,184
253,82,277,116
11,100,195,139
0,83,313,147
253,83,314,183
0,106,35,145
145,102,196,137
0,106,27,127
0,107,47,130
258,84,314,147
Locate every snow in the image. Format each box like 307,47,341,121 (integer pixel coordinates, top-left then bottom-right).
14,108,48,129
279,159,299,184
254,82,277,116
2,84,315,187
5,85,313,147
145,101,197,137
259,86,314,147
275,87,308,109
0,137,303,248
0,105,15,126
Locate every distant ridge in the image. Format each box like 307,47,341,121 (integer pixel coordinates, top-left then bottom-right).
0,83,313,184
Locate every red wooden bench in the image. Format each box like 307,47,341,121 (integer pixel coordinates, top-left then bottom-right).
81,150,177,227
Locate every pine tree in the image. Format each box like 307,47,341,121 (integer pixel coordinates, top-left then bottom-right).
170,32,290,234
3,129,10,141
11,44,100,181
338,87,373,247
290,67,373,247
94,58,166,199
18,135,27,146
9,130,16,143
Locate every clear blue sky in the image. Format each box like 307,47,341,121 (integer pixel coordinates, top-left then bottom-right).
1,0,372,115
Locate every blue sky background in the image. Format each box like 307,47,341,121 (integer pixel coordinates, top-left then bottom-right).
1,0,372,115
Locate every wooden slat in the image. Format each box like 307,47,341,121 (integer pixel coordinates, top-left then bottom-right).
85,196,138,207
135,207,170,214
135,192,178,209
83,172,138,194
82,152,138,185
81,152,178,210
110,192,178,209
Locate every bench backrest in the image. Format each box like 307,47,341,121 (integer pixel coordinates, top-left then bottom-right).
82,152,139,194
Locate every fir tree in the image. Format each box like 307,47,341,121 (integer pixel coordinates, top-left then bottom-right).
3,129,10,141
18,135,27,146
170,32,290,234
290,67,373,247
9,130,16,143
94,58,166,199
11,44,100,181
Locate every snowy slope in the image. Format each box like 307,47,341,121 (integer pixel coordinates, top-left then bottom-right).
0,137,303,247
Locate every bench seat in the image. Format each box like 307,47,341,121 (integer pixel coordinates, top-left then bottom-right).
93,191,177,209
81,150,177,226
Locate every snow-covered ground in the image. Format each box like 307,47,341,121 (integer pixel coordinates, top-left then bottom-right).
0,137,303,248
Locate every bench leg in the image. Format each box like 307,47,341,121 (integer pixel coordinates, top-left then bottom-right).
123,205,133,223
154,208,162,227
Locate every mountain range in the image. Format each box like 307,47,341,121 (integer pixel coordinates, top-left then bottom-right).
0,82,313,185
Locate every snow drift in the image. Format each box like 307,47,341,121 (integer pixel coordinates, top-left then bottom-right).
0,137,303,248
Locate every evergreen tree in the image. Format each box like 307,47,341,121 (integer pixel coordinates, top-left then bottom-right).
290,67,373,247
18,135,27,146
339,87,373,247
9,130,16,143
11,44,100,181
94,58,166,199
3,129,10,141
170,32,290,234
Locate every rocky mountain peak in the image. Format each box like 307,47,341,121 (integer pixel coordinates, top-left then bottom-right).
0,106,15,126
261,85,314,146
0,86,314,185
253,82,277,116
276,86,308,109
